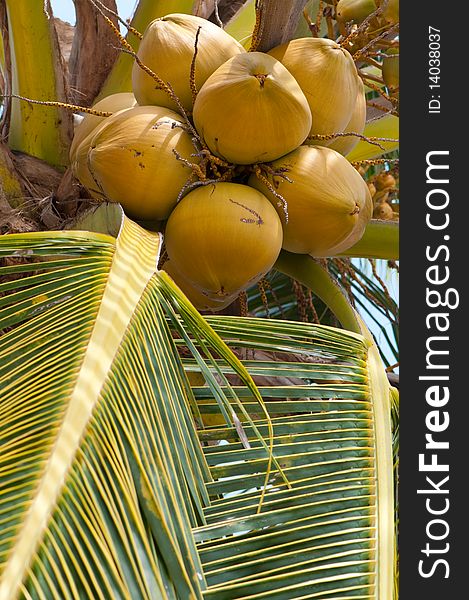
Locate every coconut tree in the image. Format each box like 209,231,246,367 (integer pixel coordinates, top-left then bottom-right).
0,0,399,598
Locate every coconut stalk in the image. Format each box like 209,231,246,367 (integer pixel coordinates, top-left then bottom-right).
339,218,399,260
275,251,362,333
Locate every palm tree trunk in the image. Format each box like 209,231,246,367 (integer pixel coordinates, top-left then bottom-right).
257,0,309,51
69,0,119,105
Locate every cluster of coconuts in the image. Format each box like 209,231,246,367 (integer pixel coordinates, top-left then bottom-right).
70,13,373,312
367,171,398,220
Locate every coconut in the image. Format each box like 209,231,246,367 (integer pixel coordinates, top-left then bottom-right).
373,201,394,220
269,38,360,145
162,260,237,312
71,98,138,200
375,171,396,190
248,145,372,257
69,93,137,165
367,182,377,197
71,109,137,201
372,189,390,206
84,105,199,220
336,0,378,23
192,52,312,165
165,182,283,298
72,132,107,200
132,13,245,113
328,79,366,156
382,48,399,91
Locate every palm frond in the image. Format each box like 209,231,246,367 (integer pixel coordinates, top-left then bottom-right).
0,217,393,599
0,219,204,599
187,315,394,598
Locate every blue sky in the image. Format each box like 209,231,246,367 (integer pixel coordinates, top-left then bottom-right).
51,0,137,24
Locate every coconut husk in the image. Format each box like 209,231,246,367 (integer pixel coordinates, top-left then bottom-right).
132,13,245,112
165,182,283,299
85,105,200,220
193,52,312,164
269,38,361,143
249,145,373,257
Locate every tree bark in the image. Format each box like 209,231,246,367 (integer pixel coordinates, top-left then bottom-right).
256,0,309,52
69,0,120,106
193,0,217,19
208,0,248,25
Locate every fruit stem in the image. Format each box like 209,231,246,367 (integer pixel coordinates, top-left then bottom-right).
87,0,143,39
352,22,399,61
249,0,265,52
254,73,268,87
189,26,202,106
351,158,399,167
366,100,398,117
253,164,289,224
275,252,362,334
308,131,399,152
358,73,397,105
5,94,112,117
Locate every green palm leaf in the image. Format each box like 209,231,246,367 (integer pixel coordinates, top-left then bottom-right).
193,315,394,599
0,217,394,599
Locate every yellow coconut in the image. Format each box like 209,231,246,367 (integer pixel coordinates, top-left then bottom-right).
375,171,396,190
367,182,377,197
132,13,245,113
85,105,199,220
336,0,377,23
382,48,399,91
71,112,134,201
72,133,106,200
69,93,137,165
162,260,237,312
328,79,366,156
248,145,372,257
192,52,312,165
269,38,360,145
165,182,283,298
373,201,394,220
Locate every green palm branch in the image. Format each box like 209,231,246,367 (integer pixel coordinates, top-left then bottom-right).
1,1,399,597
0,216,394,599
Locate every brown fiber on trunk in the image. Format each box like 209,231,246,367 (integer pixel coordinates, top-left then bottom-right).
256,0,309,52
69,0,120,106
53,17,75,67
208,0,249,25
